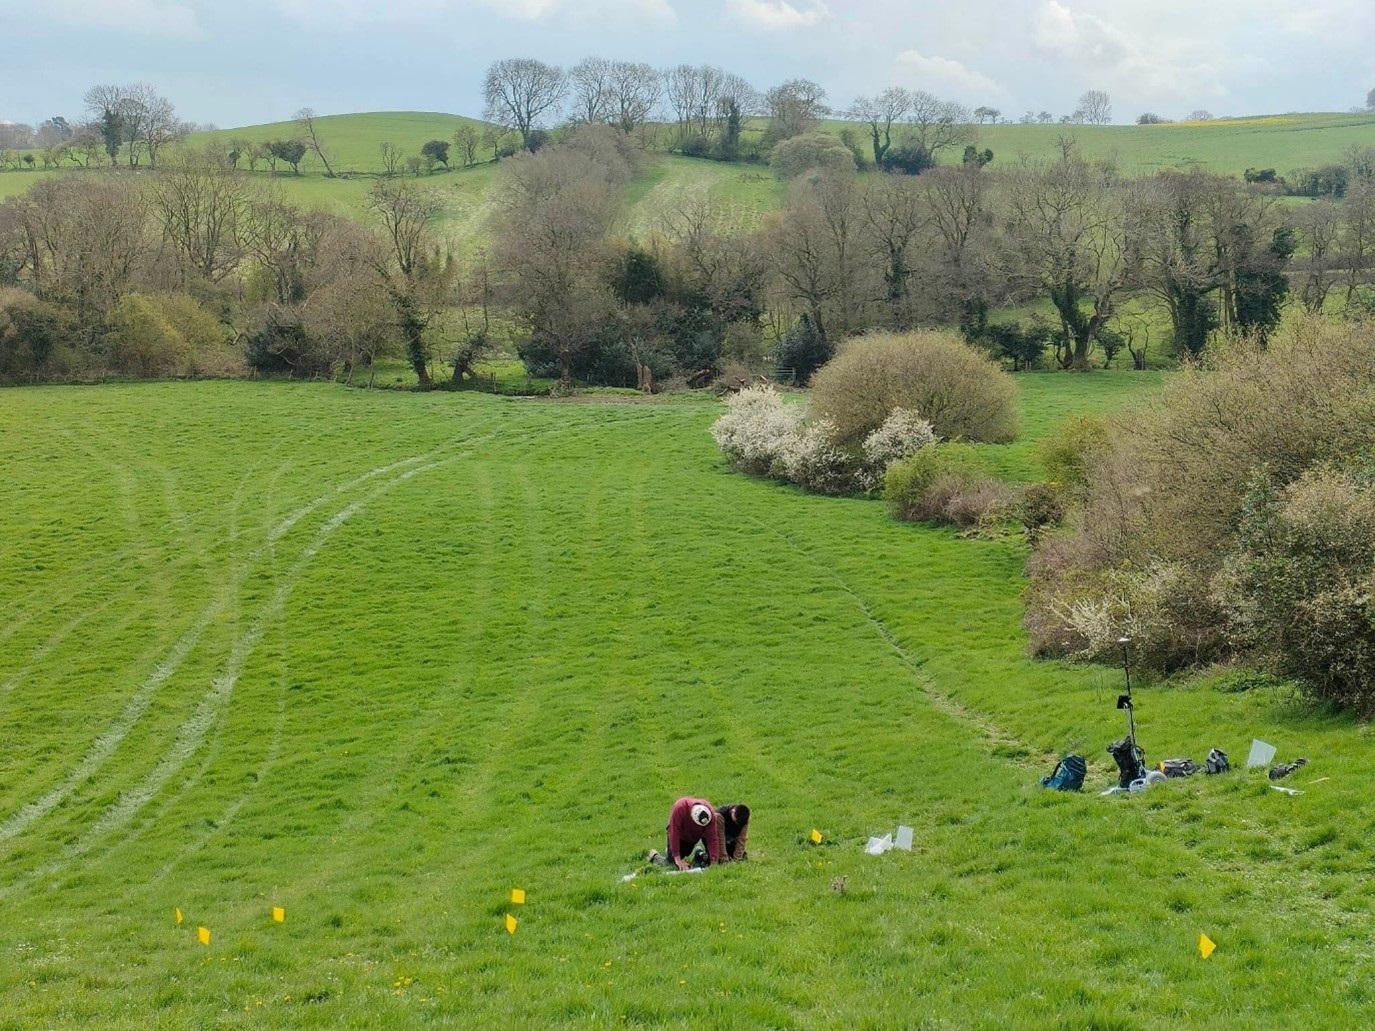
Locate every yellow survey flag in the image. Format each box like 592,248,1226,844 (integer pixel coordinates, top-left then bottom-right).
810,829,823,844
175,908,183,925
505,913,518,935
197,927,211,946
272,907,285,923
511,889,526,905
1199,933,1216,959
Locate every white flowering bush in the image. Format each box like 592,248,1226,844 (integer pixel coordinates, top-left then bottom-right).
778,418,865,496
862,408,938,474
710,385,805,476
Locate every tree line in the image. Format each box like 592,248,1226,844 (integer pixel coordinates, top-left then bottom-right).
6,68,1375,389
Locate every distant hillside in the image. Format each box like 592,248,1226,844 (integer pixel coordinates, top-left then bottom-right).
5,109,1372,239
188,111,492,175
920,112,1375,176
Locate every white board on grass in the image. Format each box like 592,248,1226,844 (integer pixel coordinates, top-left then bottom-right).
1247,739,1277,768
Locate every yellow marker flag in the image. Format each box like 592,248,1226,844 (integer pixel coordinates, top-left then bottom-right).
810,829,823,844
505,913,518,935
272,907,285,923
175,908,183,925
511,889,526,905
197,927,211,946
1199,933,1216,959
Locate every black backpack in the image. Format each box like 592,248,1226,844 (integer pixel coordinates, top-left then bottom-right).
1159,758,1200,778
1041,755,1087,792
1107,737,1147,789
1205,748,1230,775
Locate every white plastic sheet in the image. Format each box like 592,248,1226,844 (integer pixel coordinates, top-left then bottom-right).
864,834,893,855
1247,739,1277,768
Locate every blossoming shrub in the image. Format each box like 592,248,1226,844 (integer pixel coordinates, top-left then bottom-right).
710,385,805,476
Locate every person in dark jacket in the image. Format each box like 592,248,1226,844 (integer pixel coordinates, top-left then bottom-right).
716,803,750,861
648,797,724,870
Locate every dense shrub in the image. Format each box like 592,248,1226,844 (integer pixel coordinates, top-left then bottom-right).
710,385,805,476
1019,482,1067,534
106,294,193,377
777,418,865,496
769,133,856,179
1027,319,1375,681
0,288,66,382
1035,414,1111,491
1218,468,1375,712
773,315,832,384
810,330,1019,446
885,445,1013,526
712,386,939,495
861,408,938,472
105,293,235,379
880,143,934,176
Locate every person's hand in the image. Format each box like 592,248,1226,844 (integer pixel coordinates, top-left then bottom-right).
675,857,690,871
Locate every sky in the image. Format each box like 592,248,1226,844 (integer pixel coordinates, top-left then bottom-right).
2,0,1373,128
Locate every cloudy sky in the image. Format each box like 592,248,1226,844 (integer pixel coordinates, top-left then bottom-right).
2,0,1373,128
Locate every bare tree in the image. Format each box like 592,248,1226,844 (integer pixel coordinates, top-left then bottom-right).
9,177,151,342
849,87,911,164
606,60,662,135
1188,109,1215,121
149,145,250,284
83,82,165,167
663,64,728,145
379,141,401,177
765,78,828,143
294,108,336,178
299,217,400,378
1295,200,1342,313
1003,154,1134,369
483,58,568,149
570,57,615,125
492,145,625,385
860,173,928,325
367,179,450,384
1075,90,1112,125
661,194,768,332
770,172,874,341
906,91,974,161
142,94,189,167
1339,179,1375,309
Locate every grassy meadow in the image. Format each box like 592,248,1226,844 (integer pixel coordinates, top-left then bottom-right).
3,374,1373,1028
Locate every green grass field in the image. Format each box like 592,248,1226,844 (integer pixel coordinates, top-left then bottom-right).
3,374,1373,1028
819,111,1375,177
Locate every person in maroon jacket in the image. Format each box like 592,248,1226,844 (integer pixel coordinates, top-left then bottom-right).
648,797,724,870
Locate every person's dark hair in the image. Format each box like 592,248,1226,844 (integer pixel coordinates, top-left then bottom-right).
718,803,750,835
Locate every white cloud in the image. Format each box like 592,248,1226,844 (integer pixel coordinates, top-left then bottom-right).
47,0,202,38
276,0,674,26
477,0,675,22
1029,1,1228,105
726,0,827,31
895,51,1005,99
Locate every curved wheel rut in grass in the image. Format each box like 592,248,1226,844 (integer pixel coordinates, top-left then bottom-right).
0,427,497,853
5,412,653,896
751,517,1051,770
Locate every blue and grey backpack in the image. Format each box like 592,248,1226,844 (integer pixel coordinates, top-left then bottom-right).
1041,754,1087,792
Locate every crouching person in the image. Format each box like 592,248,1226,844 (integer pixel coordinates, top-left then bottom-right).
716,803,750,861
650,797,724,870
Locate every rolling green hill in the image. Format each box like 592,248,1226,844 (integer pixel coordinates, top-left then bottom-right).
823,111,1375,177
3,109,1372,243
